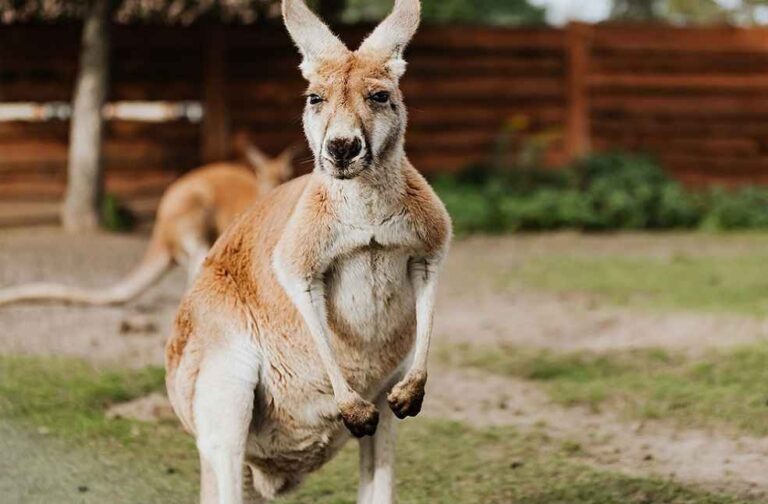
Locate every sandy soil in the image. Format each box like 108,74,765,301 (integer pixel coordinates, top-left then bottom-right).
426,368,768,499
3,228,768,497
436,290,768,354
436,234,768,354
0,228,183,367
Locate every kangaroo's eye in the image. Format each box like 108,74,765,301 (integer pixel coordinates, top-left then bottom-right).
308,94,324,105
369,91,390,104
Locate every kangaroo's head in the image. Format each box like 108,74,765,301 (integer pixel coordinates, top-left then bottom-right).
244,143,298,188
283,0,420,180
234,131,298,187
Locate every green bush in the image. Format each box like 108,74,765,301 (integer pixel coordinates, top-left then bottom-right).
101,193,136,233
699,187,768,230
575,153,700,230
433,152,768,235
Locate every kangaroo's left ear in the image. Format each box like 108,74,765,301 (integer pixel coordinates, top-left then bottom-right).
357,0,421,78
244,143,269,171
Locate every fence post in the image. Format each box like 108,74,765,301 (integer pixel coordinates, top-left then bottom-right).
565,22,592,162
201,24,230,163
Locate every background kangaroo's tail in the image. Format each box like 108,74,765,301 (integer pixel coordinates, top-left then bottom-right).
0,240,173,307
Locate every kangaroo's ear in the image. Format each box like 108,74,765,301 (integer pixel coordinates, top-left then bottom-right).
277,143,302,179
357,0,420,78
278,143,303,164
244,144,269,171
282,0,348,79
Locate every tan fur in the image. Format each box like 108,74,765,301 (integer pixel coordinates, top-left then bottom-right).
166,2,450,502
0,144,295,307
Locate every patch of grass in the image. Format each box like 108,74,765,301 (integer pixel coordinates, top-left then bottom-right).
0,356,166,443
444,343,768,436
0,355,199,503
0,355,756,503
511,253,768,315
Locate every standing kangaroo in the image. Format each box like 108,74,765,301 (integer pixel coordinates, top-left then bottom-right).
164,0,451,502
0,141,296,306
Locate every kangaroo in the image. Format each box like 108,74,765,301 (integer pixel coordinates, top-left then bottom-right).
164,1,451,502
0,141,296,307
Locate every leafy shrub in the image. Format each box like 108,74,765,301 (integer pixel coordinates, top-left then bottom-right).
433,152,768,234
700,188,768,230
101,193,136,232
574,153,700,230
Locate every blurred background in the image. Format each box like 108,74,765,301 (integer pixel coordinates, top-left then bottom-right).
4,0,768,230
5,1,768,503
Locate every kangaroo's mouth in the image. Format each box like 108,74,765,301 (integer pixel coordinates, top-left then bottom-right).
320,157,368,180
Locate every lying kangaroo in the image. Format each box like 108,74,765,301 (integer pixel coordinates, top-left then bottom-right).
0,142,296,306
164,1,451,502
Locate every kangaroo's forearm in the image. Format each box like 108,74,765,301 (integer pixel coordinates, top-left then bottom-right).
408,257,440,376
288,276,356,401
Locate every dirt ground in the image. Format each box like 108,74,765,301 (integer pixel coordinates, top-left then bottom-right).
2,228,768,499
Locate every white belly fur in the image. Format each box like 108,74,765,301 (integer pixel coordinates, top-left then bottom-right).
327,244,415,345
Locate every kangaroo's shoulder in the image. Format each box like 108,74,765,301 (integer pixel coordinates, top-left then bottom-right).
401,162,452,255
203,174,313,268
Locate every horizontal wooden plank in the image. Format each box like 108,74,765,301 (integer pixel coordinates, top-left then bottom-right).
589,74,768,90
0,195,162,228
592,26,768,52
0,171,177,201
592,118,768,138
0,82,74,101
591,51,768,75
0,140,196,166
592,137,760,157
591,95,768,116
672,170,768,187
659,153,768,175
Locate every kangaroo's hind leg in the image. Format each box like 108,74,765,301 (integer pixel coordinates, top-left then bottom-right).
193,338,262,504
357,394,397,504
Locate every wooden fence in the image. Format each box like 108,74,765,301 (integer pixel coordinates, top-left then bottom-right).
2,22,768,225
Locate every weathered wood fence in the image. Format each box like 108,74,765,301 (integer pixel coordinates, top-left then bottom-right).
2,22,768,225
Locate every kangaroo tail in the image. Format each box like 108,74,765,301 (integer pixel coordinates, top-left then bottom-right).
0,241,173,307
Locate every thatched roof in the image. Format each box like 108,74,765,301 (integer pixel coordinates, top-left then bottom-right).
0,0,282,24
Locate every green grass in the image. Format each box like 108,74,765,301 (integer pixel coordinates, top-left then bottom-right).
443,342,768,436
0,356,167,442
0,355,758,503
510,253,768,315
0,356,199,503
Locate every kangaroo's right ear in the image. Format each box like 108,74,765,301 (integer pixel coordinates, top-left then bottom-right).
282,0,348,79
278,143,303,163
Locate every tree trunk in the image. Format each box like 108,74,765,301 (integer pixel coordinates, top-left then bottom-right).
61,0,111,233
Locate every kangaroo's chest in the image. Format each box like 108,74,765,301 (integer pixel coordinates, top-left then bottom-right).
326,240,415,345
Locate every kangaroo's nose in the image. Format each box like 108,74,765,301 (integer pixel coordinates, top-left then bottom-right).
326,137,363,164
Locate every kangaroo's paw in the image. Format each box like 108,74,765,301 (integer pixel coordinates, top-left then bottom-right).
339,396,379,437
388,372,426,419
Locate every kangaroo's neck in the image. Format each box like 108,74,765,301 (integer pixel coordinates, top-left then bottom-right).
318,153,408,225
